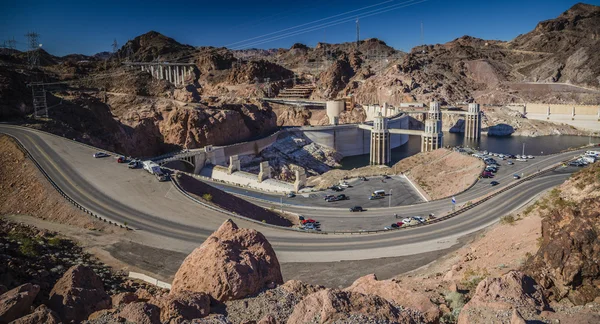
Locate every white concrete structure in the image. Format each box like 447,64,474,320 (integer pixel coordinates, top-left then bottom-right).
465,103,482,140
370,113,391,165
124,62,195,86
421,102,443,152
258,161,271,183
326,100,345,125
364,103,401,120
506,103,600,131
294,167,307,192
228,155,240,174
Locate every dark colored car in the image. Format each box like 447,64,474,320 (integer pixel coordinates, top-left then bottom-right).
490,181,499,186
391,223,400,228
349,206,364,212
337,194,348,200
117,156,126,163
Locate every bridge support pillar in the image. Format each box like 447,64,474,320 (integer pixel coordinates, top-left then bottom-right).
421,101,443,152
294,167,306,193
369,113,391,165
228,155,240,174
258,161,271,183
572,106,575,120
547,106,550,119
465,103,481,140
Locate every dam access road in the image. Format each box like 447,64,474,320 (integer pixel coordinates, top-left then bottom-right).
0,124,584,263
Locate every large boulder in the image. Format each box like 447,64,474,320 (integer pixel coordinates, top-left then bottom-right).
457,271,548,324
119,302,161,324
10,305,60,324
48,265,111,322
152,290,210,323
171,220,283,302
345,274,441,323
287,289,423,324
0,283,40,324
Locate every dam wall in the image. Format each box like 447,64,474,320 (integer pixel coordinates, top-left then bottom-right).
300,115,409,157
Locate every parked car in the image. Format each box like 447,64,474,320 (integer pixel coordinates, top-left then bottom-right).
287,192,296,198
412,216,425,223
391,223,400,228
527,155,534,159
384,226,393,230
396,222,404,227
326,196,338,202
349,206,364,212
402,217,412,224
359,176,368,181
127,160,140,169
513,174,521,179
117,156,126,163
324,195,335,200
337,194,348,200
490,181,499,186
369,195,384,200
302,219,317,224
339,182,349,188
331,186,343,192
93,152,109,158
507,161,514,165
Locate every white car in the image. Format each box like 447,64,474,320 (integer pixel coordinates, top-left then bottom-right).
527,155,534,159
412,216,426,223
402,218,412,224
384,226,393,230
93,152,109,158
339,182,349,188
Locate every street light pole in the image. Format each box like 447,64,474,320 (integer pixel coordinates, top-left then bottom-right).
389,189,393,208
280,196,283,213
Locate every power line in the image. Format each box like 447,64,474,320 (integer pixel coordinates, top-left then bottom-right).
231,0,428,49
225,0,397,47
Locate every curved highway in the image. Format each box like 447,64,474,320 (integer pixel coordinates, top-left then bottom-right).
0,124,580,262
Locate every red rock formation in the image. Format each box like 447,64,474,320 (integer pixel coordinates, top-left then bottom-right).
457,271,548,324
0,283,40,323
48,265,111,323
345,274,440,323
119,302,161,324
288,289,423,324
171,219,283,302
111,292,138,307
151,290,210,323
9,305,60,324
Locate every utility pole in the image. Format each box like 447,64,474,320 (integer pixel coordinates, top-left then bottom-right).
25,32,40,68
389,189,393,208
356,18,360,48
6,37,16,51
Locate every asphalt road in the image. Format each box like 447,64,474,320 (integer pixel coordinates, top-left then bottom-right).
0,124,583,262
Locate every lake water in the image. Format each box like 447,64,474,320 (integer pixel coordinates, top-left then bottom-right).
339,133,596,170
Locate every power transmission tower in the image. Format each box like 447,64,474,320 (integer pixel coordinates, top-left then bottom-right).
30,82,48,118
125,40,133,62
25,32,40,67
7,37,16,51
356,18,360,48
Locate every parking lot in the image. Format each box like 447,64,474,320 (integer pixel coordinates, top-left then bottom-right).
289,175,424,209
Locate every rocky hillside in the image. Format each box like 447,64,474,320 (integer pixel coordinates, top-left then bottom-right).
522,162,600,306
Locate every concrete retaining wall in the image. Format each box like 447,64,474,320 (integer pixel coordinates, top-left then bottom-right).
507,103,599,115
129,272,171,289
221,131,282,161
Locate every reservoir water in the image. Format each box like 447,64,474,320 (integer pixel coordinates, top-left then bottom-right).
340,133,596,170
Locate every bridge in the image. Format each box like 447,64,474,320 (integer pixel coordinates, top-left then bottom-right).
123,62,196,86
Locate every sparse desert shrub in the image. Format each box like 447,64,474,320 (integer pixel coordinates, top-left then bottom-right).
47,236,62,247
462,266,489,290
445,291,466,320
202,193,213,201
19,238,38,257
500,214,516,225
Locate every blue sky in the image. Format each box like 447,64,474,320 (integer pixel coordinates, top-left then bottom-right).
1,0,598,56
